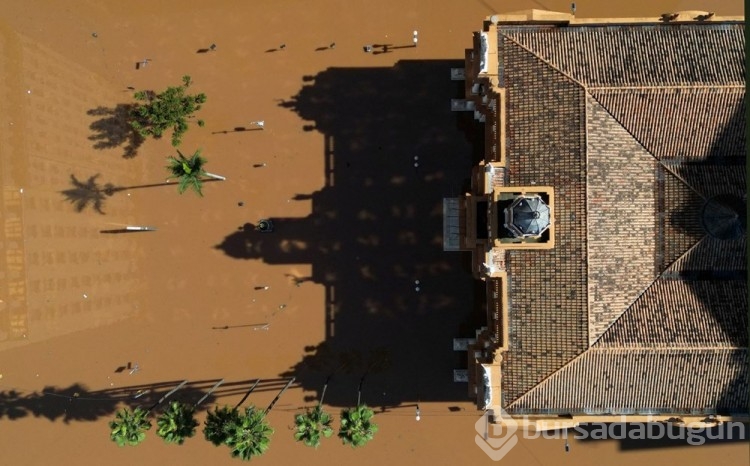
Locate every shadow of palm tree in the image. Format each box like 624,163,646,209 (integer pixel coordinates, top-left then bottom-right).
87,104,145,158
0,378,300,424
60,174,111,214
60,173,232,214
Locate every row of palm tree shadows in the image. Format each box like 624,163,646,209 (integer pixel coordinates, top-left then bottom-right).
0,377,295,423
60,173,223,215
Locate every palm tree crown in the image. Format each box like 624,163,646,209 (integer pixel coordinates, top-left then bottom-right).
204,405,241,446
167,149,208,196
109,407,152,447
338,404,378,448
294,405,334,448
156,400,198,445
226,405,274,461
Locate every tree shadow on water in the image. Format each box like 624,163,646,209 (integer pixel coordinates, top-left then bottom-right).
87,104,144,158
60,174,112,214
60,173,207,214
0,378,293,424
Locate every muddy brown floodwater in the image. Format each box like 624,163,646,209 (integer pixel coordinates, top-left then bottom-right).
0,0,746,465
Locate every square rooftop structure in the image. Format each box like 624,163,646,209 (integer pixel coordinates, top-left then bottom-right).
457,9,748,422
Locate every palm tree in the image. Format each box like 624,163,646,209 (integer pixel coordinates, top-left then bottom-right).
204,378,296,461
204,404,242,446
157,379,224,446
294,376,333,448
338,374,378,448
166,149,225,196
204,379,261,446
225,405,274,461
156,401,198,445
338,404,378,448
109,380,188,447
109,406,152,447
225,378,294,460
295,405,334,448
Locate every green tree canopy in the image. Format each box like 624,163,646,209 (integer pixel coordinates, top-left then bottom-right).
130,75,206,147
294,405,334,448
109,407,152,447
166,149,209,196
156,401,198,445
204,405,241,446
225,406,274,461
338,404,378,448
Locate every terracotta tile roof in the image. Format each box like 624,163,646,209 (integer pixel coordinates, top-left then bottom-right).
591,86,746,199
672,163,747,199
493,22,747,413
501,38,588,404
585,94,660,343
595,278,747,348
590,88,745,161
507,349,748,415
656,165,706,271
668,236,746,272
502,25,745,87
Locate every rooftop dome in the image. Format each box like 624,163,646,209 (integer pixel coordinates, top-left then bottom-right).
505,195,551,238
701,194,745,240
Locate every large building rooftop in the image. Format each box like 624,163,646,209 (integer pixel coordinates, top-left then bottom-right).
465,13,747,416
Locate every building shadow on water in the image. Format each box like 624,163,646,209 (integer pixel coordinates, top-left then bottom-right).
215,60,482,408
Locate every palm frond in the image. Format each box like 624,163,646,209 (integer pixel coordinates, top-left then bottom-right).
226,405,274,460
156,401,198,445
109,407,152,447
166,149,208,196
338,404,377,448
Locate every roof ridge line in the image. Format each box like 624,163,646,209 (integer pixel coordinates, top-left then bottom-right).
587,346,747,352
500,32,587,90
506,349,590,410
656,161,708,200
659,234,709,274
586,92,708,201
590,236,709,347
588,84,745,91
